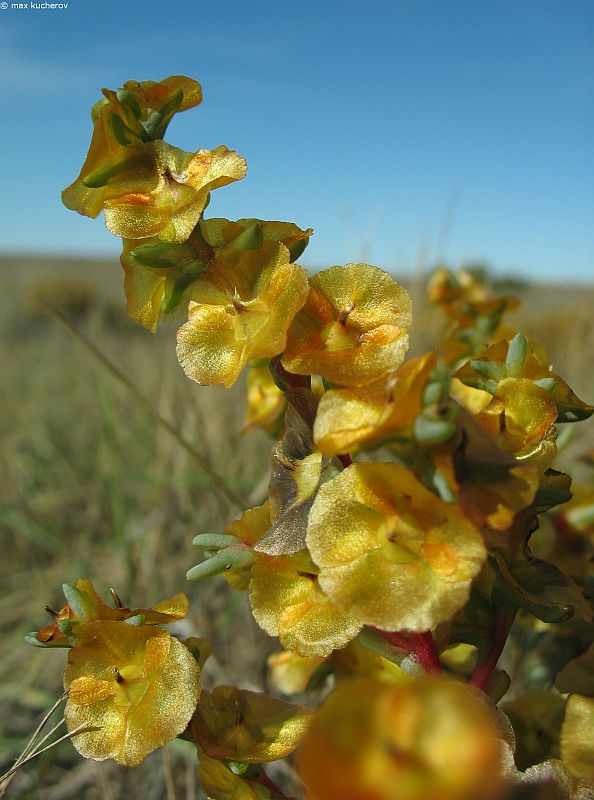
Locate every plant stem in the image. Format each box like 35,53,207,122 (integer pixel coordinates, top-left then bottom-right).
469,611,515,691
410,631,442,674
376,629,442,674
270,359,355,469
50,307,246,510
376,629,412,650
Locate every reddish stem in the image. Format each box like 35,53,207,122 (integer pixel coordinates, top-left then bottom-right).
337,453,353,468
410,631,442,674
376,629,442,674
469,612,514,691
375,628,412,651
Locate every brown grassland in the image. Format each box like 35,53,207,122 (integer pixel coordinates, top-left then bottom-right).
1,254,593,798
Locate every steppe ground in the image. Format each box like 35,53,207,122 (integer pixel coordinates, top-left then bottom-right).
1,254,593,798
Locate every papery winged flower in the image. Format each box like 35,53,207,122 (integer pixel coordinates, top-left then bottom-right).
282,263,412,387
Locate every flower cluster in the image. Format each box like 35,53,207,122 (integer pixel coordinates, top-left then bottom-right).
26,75,594,800
30,581,200,766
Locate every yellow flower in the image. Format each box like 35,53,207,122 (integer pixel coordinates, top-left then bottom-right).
454,336,592,464
66,140,246,242
176,242,308,387
119,218,312,332
71,579,189,624
64,620,200,766
188,685,311,763
200,217,313,262
249,549,363,657
298,677,506,800
63,76,203,215
306,463,486,632
243,363,287,435
426,267,488,306
431,410,539,533
313,352,436,455
62,76,247,243
282,263,412,387
192,500,363,657
118,224,213,330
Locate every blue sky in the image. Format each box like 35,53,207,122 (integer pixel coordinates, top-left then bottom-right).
1,0,592,281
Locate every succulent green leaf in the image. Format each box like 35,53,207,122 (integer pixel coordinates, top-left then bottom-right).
141,89,184,140
422,381,443,406
57,619,76,635
115,88,142,118
305,660,335,691
469,360,506,383
124,614,146,626
62,583,95,621
505,334,528,378
231,223,264,251
186,547,254,581
162,261,206,314
129,241,192,269
355,628,409,664
414,412,457,446
533,377,556,393
227,760,250,775
109,112,134,147
24,632,70,649
192,533,242,549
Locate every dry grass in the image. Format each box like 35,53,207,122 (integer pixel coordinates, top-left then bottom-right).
1,255,593,798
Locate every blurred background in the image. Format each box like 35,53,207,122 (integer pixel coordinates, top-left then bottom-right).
1,0,593,796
